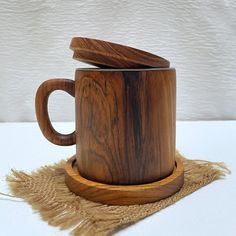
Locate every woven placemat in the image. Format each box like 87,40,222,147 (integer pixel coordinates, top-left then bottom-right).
6,151,229,236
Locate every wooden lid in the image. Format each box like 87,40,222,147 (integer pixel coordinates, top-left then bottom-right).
70,37,170,69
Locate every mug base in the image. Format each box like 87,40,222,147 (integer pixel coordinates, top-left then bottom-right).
64,155,184,205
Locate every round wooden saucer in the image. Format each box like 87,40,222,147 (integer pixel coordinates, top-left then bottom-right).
65,156,184,205
70,37,170,69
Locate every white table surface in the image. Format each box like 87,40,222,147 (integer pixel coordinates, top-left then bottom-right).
0,121,235,236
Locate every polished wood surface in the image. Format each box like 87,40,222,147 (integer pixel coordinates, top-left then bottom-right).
35,79,76,146
65,155,184,205
75,68,176,185
70,37,170,68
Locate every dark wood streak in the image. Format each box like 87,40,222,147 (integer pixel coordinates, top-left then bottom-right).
123,71,142,162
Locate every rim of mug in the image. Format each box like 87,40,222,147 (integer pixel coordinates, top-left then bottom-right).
76,67,175,72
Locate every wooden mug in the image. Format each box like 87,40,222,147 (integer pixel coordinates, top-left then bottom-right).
36,68,176,185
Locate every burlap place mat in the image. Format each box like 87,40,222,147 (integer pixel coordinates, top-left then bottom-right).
6,151,229,236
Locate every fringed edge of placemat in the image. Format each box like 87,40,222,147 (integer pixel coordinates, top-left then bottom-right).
4,152,230,236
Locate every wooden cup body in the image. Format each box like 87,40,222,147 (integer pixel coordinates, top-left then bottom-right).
75,68,176,185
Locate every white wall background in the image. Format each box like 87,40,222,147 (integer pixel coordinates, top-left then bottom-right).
0,0,235,122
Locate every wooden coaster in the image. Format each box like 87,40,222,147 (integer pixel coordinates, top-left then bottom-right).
70,37,170,69
65,156,184,205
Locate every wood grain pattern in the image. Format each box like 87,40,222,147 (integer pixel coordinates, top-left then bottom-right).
65,155,184,205
70,37,170,68
75,68,176,185
35,79,76,146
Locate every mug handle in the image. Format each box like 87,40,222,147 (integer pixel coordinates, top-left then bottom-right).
35,79,76,146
